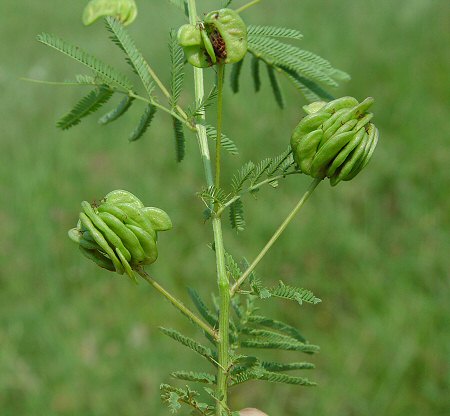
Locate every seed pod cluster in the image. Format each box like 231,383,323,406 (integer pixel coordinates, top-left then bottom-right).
82,0,138,26
177,8,247,68
68,190,172,281
291,96,379,186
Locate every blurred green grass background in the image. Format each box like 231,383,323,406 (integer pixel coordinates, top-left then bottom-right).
1,0,449,415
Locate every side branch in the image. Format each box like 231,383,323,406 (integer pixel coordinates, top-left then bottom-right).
217,170,302,215
230,178,322,296
137,269,218,340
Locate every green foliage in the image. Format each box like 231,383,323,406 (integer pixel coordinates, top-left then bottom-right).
260,281,322,305
240,338,319,353
228,200,245,232
248,315,307,343
106,17,155,97
171,371,216,384
161,384,214,415
172,117,185,162
169,29,185,108
187,87,218,119
188,288,219,329
234,24,350,103
224,252,242,282
204,125,239,156
226,148,296,231
166,0,189,17
230,59,244,93
36,32,133,90
266,64,284,108
57,85,113,130
250,55,261,92
159,327,216,365
129,104,157,141
247,25,303,40
199,185,230,209
98,95,134,125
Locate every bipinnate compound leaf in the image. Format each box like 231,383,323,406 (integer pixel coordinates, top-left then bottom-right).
37,32,133,90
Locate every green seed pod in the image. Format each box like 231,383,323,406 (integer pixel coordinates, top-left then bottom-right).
177,8,247,68
82,0,138,26
177,24,210,68
68,190,172,281
204,9,247,64
291,96,379,186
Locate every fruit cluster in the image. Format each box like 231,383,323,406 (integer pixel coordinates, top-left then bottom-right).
177,8,247,67
291,97,379,186
68,190,172,281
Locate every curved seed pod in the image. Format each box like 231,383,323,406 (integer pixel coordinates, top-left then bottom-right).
321,96,359,113
69,190,171,279
177,24,210,68
200,25,217,64
126,224,158,264
79,236,104,251
68,228,82,244
178,8,247,68
81,201,131,262
97,203,128,222
204,9,247,64
102,189,144,208
79,213,124,274
82,0,137,26
79,246,116,272
98,212,146,264
142,207,173,232
115,248,136,282
291,96,379,186
115,203,155,237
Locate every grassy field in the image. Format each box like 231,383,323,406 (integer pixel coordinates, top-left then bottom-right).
1,0,449,415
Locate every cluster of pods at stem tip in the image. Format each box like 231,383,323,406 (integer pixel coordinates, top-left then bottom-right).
291,96,380,186
68,190,172,282
177,8,248,68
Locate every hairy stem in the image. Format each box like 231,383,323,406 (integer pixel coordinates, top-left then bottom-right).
215,64,225,189
217,170,302,215
231,178,322,296
137,269,217,339
187,2,230,414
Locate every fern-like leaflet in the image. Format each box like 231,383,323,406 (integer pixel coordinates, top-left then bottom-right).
226,148,296,231
57,85,113,130
204,125,239,156
159,327,217,365
171,371,216,385
105,17,156,97
229,24,350,104
37,33,133,91
129,104,157,142
98,95,134,125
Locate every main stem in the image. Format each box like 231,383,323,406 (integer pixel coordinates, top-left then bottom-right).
187,1,230,414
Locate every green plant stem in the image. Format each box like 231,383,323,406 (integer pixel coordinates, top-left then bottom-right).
187,2,230,414
236,0,262,13
230,178,322,296
215,64,225,189
23,77,195,131
137,269,217,340
212,216,230,413
217,170,302,215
